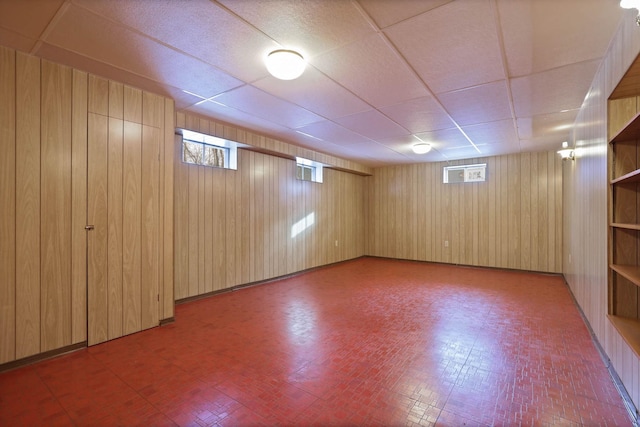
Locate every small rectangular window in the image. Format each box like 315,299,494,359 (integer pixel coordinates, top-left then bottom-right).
443,163,486,183
296,157,323,183
180,129,237,170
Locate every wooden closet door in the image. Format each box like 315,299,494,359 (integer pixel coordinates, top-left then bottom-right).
87,114,160,345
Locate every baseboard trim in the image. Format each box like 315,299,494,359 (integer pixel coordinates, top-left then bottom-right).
561,275,639,426
176,256,367,305
0,342,87,374
160,317,175,326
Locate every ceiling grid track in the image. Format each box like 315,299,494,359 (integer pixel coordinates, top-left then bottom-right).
350,0,481,158
489,0,523,152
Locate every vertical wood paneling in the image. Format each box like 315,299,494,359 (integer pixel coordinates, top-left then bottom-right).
108,82,123,119
0,47,16,364
486,157,496,267
71,70,87,344
123,122,142,335
107,118,123,340
520,153,531,270
0,45,174,364
15,52,40,359
197,162,206,295
173,121,367,300
530,155,539,271
174,135,188,300
188,165,199,295
124,86,142,124
87,113,109,346
162,99,175,319
141,125,160,330
40,60,72,352
204,162,214,294
565,14,640,413
88,75,108,116
548,151,558,271
365,152,562,273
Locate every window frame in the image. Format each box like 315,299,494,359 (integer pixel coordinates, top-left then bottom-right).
442,163,487,184
295,157,323,183
179,129,238,170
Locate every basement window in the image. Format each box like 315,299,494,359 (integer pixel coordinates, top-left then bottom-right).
296,157,323,183
443,163,486,183
180,129,237,170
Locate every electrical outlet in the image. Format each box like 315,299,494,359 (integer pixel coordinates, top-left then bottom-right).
444,240,449,248
335,240,338,247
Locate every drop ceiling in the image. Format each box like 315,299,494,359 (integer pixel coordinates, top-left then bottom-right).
0,0,628,167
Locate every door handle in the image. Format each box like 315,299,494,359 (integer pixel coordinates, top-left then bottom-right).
85,225,95,231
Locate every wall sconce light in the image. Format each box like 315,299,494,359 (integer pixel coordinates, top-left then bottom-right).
265,49,306,80
557,141,575,160
620,0,640,25
412,143,431,154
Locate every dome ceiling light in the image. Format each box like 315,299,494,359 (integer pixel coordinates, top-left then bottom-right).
265,49,306,80
412,143,432,154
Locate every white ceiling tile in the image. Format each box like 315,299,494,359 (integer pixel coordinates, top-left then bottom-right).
438,81,512,126
414,128,472,150
498,0,623,77
461,120,518,147
516,110,578,141
186,100,291,136
293,121,373,146
379,96,454,133
347,141,414,163
356,0,453,29
519,136,565,153
44,5,243,98
0,0,65,40
216,0,374,57
0,26,38,53
0,0,622,166
373,134,447,162
473,143,519,158
441,146,488,161
212,85,324,129
253,67,370,120
312,33,429,108
510,60,600,117
334,109,410,140
385,0,505,94
74,0,279,83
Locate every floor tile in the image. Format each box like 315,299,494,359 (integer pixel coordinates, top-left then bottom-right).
0,258,634,426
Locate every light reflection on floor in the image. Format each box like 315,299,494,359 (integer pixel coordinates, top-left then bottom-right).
0,257,633,426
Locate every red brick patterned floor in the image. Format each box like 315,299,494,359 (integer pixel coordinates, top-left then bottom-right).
0,258,633,426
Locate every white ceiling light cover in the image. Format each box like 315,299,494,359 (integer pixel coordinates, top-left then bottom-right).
266,49,306,80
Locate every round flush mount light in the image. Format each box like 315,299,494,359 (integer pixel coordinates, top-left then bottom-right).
412,143,432,154
265,49,306,80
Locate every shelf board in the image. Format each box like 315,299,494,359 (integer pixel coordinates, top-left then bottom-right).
611,168,640,185
611,222,640,230
610,111,640,143
608,315,640,359
610,264,640,288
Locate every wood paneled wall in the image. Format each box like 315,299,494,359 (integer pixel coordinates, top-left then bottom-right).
0,46,174,365
85,76,174,345
565,16,640,412
365,153,563,273
174,113,366,300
